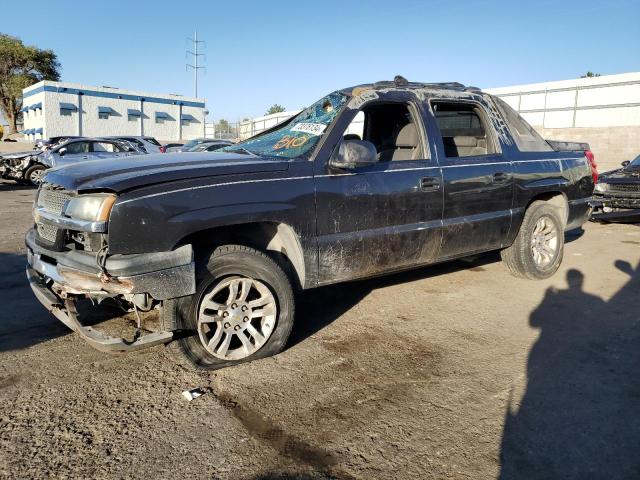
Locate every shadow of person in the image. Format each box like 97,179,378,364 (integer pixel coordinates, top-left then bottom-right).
499,267,640,479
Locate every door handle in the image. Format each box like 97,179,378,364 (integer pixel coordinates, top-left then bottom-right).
420,176,440,191
492,172,510,183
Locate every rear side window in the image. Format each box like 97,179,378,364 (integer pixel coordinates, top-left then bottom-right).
431,102,496,158
144,137,161,146
121,138,144,147
92,142,123,153
493,97,552,152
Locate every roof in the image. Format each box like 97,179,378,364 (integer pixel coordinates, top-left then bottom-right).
340,76,483,96
22,80,205,108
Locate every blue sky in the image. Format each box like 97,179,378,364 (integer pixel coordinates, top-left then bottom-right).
2,0,639,121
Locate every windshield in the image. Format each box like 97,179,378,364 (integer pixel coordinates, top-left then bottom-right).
220,92,347,160
629,154,640,167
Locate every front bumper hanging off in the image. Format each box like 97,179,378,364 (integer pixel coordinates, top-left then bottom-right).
25,229,196,353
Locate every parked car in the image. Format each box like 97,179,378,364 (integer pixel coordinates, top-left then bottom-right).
2,137,141,185
185,140,234,152
165,137,213,152
25,77,595,370
591,153,640,222
104,136,164,154
163,142,184,150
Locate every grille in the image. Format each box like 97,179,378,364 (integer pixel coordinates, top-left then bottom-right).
38,189,73,214
608,183,640,194
36,222,59,242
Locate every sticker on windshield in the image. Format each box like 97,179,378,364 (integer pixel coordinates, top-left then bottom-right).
291,123,327,136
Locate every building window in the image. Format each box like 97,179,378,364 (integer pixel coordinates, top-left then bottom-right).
155,112,170,124
181,119,190,126
61,109,73,117
128,114,138,122
98,106,116,120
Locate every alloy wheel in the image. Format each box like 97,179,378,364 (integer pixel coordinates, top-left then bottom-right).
197,276,277,360
530,216,558,268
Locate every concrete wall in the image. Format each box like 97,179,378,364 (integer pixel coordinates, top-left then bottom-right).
21,81,206,142
536,126,640,172
486,72,640,172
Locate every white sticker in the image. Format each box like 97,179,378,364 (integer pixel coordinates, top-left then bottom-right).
291,122,327,136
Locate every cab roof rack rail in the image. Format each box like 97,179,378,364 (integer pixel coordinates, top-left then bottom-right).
371,77,482,93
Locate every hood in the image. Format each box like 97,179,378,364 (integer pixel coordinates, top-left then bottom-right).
42,152,290,193
600,166,640,183
0,150,41,160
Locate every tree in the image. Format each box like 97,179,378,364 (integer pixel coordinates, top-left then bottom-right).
265,104,286,115
0,34,61,133
580,71,601,78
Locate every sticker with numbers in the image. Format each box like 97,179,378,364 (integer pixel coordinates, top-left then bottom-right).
291,123,327,136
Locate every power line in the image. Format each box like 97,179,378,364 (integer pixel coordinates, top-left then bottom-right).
186,32,206,98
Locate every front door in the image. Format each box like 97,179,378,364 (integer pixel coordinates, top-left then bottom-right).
314,93,443,285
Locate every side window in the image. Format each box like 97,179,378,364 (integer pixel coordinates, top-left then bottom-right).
493,97,552,152
343,102,427,162
92,142,120,153
431,101,496,158
63,141,90,154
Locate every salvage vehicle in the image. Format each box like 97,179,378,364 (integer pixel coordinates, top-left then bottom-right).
104,136,164,154
165,137,214,152
2,137,141,185
26,77,595,370
185,140,234,152
591,153,640,223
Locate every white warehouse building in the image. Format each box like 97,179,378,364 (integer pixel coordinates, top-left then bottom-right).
21,81,206,142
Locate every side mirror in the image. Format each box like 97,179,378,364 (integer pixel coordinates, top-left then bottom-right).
329,140,377,169
58,147,67,157
621,160,630,167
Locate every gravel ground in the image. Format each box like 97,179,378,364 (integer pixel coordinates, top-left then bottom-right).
0,180,638,480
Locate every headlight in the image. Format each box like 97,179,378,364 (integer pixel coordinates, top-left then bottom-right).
594,183,608,193
64,194,116,222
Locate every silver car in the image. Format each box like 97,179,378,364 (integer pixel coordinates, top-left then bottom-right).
104,136,164,154
184,140,234,152
26,138,141,185
165,137,230,153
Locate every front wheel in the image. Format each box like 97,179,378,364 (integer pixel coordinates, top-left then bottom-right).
24,164,46,186
501,201,565,280
163,245,295,370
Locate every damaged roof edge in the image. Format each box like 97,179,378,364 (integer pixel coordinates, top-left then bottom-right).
339,77,483,96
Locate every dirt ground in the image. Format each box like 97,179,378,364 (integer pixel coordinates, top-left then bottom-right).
0,179,638,480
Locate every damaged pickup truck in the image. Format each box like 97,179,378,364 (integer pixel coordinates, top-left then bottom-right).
26,78,596,370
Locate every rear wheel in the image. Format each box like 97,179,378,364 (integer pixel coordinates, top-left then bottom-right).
501,201,565,280
164,245,295,370
25,164,46,186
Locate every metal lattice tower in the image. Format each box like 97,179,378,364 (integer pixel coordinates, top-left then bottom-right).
186,32,206,97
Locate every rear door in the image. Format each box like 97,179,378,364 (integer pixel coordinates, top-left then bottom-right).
426,97,514,258
314,91,444,284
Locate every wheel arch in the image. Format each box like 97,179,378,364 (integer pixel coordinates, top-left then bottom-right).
175,221,306,290
526,191,569,228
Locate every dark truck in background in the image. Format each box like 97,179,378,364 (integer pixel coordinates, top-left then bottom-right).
25,78,596,370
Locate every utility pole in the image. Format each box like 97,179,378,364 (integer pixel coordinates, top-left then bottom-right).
186,32,205,97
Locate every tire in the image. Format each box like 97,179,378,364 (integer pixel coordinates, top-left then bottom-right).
24,164,46,186
163,244,295,370
501,201,565,280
